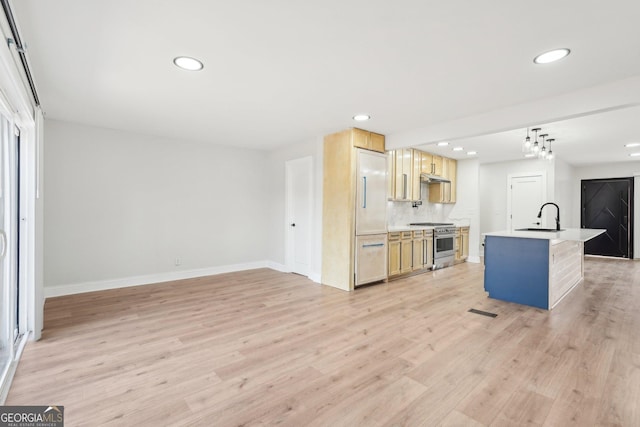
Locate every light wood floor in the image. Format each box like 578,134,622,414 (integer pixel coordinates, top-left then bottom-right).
6,258,640,426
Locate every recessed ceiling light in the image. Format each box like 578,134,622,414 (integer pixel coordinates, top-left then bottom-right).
625,143,640,148
467,151,477,156
524,153,536,158
173,56,204,71
437,142,449,147
353,114,371,121
452,147,464,151
630,152,640,157
533,48,571,64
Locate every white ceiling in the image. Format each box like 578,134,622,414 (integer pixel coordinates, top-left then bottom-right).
10,0,640,164
417,105,640,165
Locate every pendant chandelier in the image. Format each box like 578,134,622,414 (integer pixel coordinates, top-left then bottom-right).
523,127,555,160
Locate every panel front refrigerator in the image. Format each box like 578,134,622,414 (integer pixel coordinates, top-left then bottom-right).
354,149,388,286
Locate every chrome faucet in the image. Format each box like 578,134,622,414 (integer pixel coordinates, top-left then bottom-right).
537,202,561,231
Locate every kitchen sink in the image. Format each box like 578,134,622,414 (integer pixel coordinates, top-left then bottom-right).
515,228,565,232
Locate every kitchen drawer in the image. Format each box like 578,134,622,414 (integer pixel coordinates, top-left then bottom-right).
401,231,413,240
413,230,424,238
424,230,433,236
356,234,388,286
388,232,401,241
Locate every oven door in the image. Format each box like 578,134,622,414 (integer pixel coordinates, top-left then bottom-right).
434,234,455,259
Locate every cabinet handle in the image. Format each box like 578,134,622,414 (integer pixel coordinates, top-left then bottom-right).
0,229,5,260
362,243,385,248
362,176,367,208
403,174,407,199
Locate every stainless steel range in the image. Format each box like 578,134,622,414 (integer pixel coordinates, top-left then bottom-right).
409,222,456,269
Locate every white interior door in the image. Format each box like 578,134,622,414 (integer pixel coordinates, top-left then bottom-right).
508,173,546,230
285,157,312,276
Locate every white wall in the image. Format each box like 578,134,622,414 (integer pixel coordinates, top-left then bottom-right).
265,137,323,282
571,162,640,258
44,120,272,295
553,158,576,228
448,159,480,262
479,159,556,236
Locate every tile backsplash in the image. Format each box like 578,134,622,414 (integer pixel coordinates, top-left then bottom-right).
387,201,455,226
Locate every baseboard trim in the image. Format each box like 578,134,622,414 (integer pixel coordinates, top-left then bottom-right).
266,261,290,273
468,256,481,264
44,261,280,298
308,272,321,284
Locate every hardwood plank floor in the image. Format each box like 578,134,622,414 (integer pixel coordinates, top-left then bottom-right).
6,258,640,426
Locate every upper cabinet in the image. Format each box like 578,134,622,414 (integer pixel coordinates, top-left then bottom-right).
428,157,457,204
352,128,385,153
388,148,457,203
388,149,420,201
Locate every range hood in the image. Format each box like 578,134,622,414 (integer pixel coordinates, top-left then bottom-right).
420,173,451,183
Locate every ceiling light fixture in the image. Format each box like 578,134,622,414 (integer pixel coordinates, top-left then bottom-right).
546,139,554,160
523,127,531,152
539,134,548,159
625,143,640,148
523,127,556,160
530,128,541,153
630,152,640,157
353,114,371,121
437,142,449,146
467,151,477,156
452,147,464,151
533,48,571,64
173,56,204,71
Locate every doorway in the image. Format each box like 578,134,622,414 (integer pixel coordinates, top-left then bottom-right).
581,178,634,258
507,172,546,230
0,113,21,381
285,157,313,277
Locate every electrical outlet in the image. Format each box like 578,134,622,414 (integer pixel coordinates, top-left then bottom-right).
175,258,181,266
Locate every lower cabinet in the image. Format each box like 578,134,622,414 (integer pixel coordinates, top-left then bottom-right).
412,230,424,271
388,234,401,276
454,226,470,264
424,230,434,270
389,229,434,278
400,231,413,274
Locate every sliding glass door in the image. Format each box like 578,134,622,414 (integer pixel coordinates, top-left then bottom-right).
0,111,19,381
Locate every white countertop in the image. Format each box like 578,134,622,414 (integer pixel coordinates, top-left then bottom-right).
483,228,605,242
388,223,471,232
388,225,436,232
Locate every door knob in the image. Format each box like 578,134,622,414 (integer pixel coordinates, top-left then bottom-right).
291,223,296,227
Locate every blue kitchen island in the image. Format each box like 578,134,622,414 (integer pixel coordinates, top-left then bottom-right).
483,228,605,310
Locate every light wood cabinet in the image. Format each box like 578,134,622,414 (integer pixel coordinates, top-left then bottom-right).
420,152,432,174
432,155,443,176
400,231,413,274
454,228,462,263
352,128,385,153
322,128,387,291
388,231,416,277
424,230,434,270
412,230,424,271
420,152,444,176
454,226,470,264
428,157,457,204
389,149,419,201
461,226,469,260
389,229,435,277
449,158,457,203
388,233,401,276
